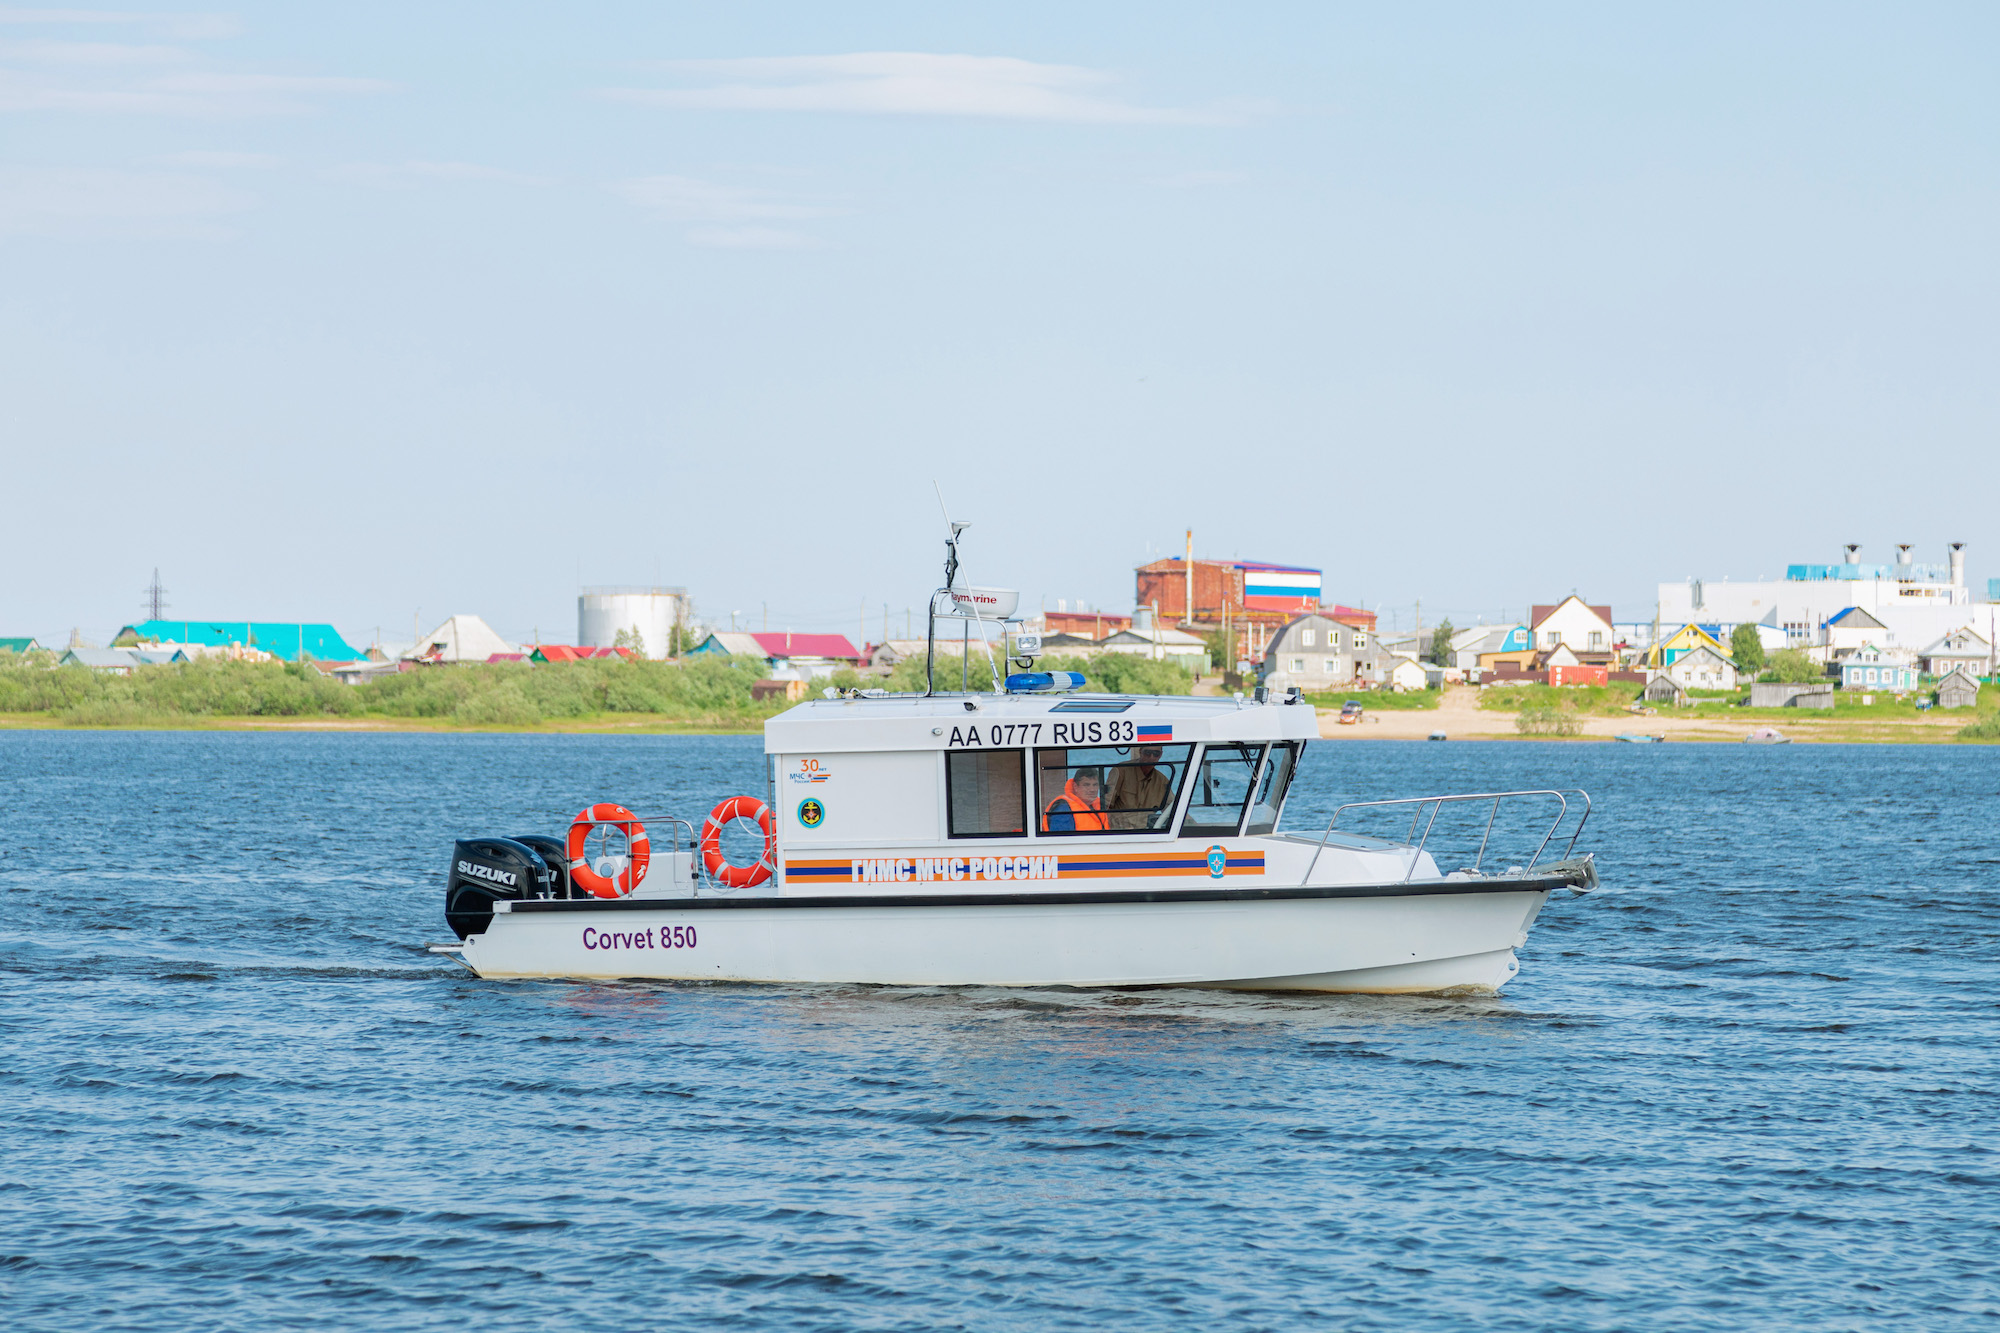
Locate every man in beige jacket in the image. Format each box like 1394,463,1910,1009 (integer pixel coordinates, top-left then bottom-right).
1105,745,1172,830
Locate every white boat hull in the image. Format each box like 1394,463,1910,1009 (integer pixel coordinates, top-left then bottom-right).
454,880,1558,994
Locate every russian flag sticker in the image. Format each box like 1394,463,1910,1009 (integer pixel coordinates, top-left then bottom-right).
1136,724,1172,742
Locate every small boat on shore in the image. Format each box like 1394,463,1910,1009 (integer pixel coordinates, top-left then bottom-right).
431,528,1596,994
1614,733,1665,743
1745,727,1792,744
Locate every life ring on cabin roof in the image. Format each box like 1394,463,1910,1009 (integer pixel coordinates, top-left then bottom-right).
701,796,776,889
566,802,650,899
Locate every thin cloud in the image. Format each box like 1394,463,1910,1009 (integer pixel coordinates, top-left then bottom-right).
333,159,551,187
605,52,1231,126
0,9,240,40
685,225,820,250
0,21,383,115
0,163,249,236
154,149,280,168
615,173,833,250
1153,170,1248,188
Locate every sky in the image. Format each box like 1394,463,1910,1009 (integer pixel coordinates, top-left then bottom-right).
4,1,1997,649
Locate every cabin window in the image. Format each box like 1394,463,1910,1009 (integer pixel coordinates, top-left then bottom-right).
1179,743,1264,838
1301,630,1316,647
1243,743,1299,835
1034,744,1192,836
1589,631,1604,649
1323,659,1336,674
946,750,1026,838
1354,632,1368,650
1289,658,1304,672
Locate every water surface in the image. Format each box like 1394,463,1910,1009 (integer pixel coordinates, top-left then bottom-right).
3,732,1995,1330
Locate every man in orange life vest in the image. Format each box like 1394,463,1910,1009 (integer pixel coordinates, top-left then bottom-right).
1042,767,1108,833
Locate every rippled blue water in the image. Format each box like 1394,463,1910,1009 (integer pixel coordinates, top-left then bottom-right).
4,731,1997,1330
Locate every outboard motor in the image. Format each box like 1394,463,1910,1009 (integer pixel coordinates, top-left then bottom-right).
510,834,572,899
445,837,554,939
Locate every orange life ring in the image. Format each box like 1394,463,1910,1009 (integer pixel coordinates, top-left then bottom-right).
566,802,650,899
701,795,776,889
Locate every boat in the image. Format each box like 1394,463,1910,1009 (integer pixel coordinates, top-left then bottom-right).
1614,733,1665,743
430,527,1597,994
1745,726,1792,744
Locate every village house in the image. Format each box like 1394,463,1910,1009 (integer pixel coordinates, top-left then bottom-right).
1529,597,1617,665
1935,666,1982,710
1647,623,1728,668
1662,644,1738,692
1260,611,1382,691
692,630,864,679
1097,611,1211,675
1918,628,1991,678
1383,654,1431,692
1458,624,1531,673
1838,643,1917,691
1821,607,1895,660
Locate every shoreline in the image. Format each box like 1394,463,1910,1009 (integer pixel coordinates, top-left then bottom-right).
0,714,766,736
1316,685,1992,744
0,698,1989,743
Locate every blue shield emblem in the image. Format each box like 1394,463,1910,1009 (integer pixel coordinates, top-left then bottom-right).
1206,845,1228,879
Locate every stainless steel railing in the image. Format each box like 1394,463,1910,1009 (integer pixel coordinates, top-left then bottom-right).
569,812,711,896
1297,789,1592,885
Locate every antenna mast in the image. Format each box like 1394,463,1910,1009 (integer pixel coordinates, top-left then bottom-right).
142,568,168,621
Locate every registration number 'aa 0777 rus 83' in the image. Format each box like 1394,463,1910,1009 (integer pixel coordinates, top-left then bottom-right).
947,719,1140,748
581,925,696,952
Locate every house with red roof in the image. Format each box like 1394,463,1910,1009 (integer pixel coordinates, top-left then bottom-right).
691,630,863,678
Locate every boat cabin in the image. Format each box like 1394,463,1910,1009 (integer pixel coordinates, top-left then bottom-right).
762,691,1320,893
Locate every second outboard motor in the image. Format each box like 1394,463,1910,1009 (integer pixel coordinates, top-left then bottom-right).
445,838,554,939
510,834,572,898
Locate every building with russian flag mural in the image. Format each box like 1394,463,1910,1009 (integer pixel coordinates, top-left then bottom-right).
1135,553,1377,667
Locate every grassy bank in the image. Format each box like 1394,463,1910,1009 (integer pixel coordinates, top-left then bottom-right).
1302,689,1442,711
1471,678,2000,741
0,645,1195,731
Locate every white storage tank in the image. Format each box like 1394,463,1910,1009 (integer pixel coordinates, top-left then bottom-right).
578,586,687,659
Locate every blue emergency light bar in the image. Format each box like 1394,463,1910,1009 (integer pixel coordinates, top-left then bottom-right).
1004,671,1086,694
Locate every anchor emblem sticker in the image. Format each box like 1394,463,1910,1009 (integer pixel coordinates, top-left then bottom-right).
1206,845,1228,879
797,798,826,829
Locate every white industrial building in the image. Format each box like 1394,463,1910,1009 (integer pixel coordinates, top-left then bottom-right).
578,586,688,661
1657,542,1998,671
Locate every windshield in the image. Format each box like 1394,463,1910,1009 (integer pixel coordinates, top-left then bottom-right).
1179,744,1264,838
1243,742,1299,835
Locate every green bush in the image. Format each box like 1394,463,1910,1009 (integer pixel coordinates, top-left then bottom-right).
1516,700,1582,736
1959,713,2000,740
1479,682,1641,716
0,652,782,727
877,648,1194,697
1760,649,1824,684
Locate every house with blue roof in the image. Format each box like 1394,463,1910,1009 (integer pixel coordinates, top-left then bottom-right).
112,620,364,662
